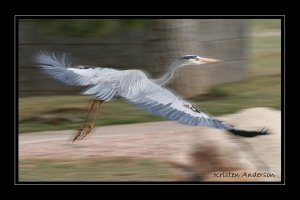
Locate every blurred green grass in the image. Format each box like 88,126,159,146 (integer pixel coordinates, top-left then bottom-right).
194,75,280,115
19,19,281,133
19,96,164,133
19,158,172,181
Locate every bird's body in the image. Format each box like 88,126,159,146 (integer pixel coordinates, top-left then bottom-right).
35,52,269,141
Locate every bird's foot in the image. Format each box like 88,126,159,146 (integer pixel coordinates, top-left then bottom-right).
72,123,95,142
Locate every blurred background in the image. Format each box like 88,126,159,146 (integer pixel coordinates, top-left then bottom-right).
18,19,281,181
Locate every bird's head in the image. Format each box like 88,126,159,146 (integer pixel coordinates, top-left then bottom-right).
170,55,220,71
177,55,220,66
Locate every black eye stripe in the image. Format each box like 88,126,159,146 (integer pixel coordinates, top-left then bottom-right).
180,55,197,60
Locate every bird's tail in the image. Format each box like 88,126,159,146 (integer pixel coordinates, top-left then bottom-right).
227,128,270,137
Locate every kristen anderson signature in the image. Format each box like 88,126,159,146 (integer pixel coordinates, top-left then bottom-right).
213,171,276,178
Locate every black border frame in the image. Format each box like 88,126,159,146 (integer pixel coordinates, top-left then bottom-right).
15,15,285,185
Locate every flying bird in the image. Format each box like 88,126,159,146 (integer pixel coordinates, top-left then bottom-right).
35,52,269,142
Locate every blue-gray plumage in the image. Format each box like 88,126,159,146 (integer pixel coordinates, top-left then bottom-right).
35,51,269,138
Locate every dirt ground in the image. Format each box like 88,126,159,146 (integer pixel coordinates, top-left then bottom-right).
19,107,281,182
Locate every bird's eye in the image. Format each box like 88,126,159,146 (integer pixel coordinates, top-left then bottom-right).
195,57,200,61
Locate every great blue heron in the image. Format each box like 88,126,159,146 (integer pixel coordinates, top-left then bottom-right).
35,52,269,142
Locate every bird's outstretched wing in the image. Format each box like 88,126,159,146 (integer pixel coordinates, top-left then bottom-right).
128,83,269,136
128,82,234,130
35,52,122,101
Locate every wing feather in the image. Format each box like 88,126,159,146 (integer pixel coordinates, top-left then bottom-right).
128,83,233,130
35,52,121,101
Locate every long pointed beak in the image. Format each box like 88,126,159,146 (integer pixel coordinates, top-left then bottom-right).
200,57,220,63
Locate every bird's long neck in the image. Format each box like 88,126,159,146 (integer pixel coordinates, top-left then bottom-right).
153,60,183,86
154,68,175,86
